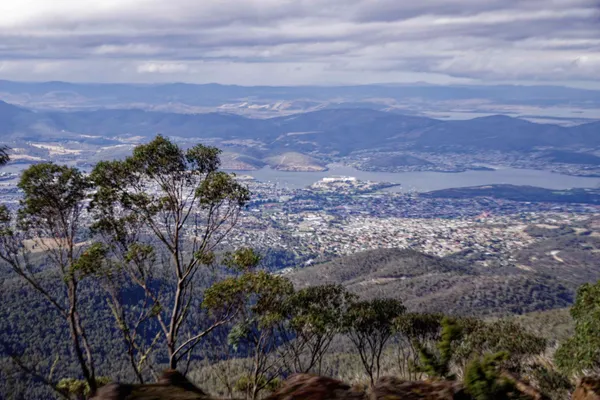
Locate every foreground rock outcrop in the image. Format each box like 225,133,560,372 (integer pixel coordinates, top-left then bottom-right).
93,372,468,400
268,373,545,400
264,374,365,400
92,370,210,400
266,374,469,400
372,376,466,400
573,377,600,400
91,370,556,400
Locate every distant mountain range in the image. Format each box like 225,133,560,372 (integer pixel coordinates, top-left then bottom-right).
0,100,598,158
2,80,600,109
413,115,600,152
1,80,600,134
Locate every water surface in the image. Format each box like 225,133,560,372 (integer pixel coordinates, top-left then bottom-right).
233,164,600,192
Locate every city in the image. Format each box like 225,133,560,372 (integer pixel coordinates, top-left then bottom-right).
3,168,595,272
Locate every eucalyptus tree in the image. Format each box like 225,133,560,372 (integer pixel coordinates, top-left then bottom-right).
279,284,356,375
394,312,444,379
90,135,250,370
0,163,101,395
456,319,546,371
344,298,406,386
204,270,294,400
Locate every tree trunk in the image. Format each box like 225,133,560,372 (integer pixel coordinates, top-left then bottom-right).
67,281,97,395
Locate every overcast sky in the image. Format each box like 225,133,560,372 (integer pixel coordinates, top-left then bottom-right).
0,0,598,87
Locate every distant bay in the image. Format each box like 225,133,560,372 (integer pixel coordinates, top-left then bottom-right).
3,162,599,193
230,164,600,192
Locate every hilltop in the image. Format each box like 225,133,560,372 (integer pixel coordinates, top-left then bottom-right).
423,185,600,205
289,248,573,316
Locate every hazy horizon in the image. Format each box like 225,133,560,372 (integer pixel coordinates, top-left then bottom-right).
2,79,600,92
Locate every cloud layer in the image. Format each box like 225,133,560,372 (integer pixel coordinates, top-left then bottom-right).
0,0,598,85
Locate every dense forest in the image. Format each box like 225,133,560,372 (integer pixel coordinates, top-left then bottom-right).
0,141,599,400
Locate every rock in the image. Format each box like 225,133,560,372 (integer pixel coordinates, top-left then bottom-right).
267,374,548,400
92,371,551,400
372,376,466,400
91,370,210,400
573,377,600,400
266,374,467,400
158,369,207,396
265,374,366,400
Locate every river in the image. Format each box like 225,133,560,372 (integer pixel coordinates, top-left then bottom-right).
230,164,600,192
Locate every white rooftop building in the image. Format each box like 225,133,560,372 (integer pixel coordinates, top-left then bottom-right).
321,176,357,183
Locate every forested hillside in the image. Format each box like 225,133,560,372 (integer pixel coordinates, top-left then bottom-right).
290,248,573,316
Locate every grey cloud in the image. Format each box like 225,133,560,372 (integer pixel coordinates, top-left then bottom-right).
349,0,511,22
0,0,599,84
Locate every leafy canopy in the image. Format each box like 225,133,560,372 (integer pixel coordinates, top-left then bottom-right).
18,163,90,227
203,271,294,331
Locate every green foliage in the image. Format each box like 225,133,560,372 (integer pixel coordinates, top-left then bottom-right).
124,243,155,266
18,163,90,226
226,322,251,352
234,374,252,393
197,171,250,207
130,134,188,177
395,312,444,344
2,162,102,395
234,374,280,396
413,317,463,380
556,279,600,374
223,248,262,273
203,271,294,326
287,284,355,337
463,351,518,400
457,320,547,369
281,284,356,374
0,137,586,397
0,204,14,237
393,312,445,380
70,243,107,279
345,298,406,342
90,135,249,235
57,376,111,399
205,271,292,368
